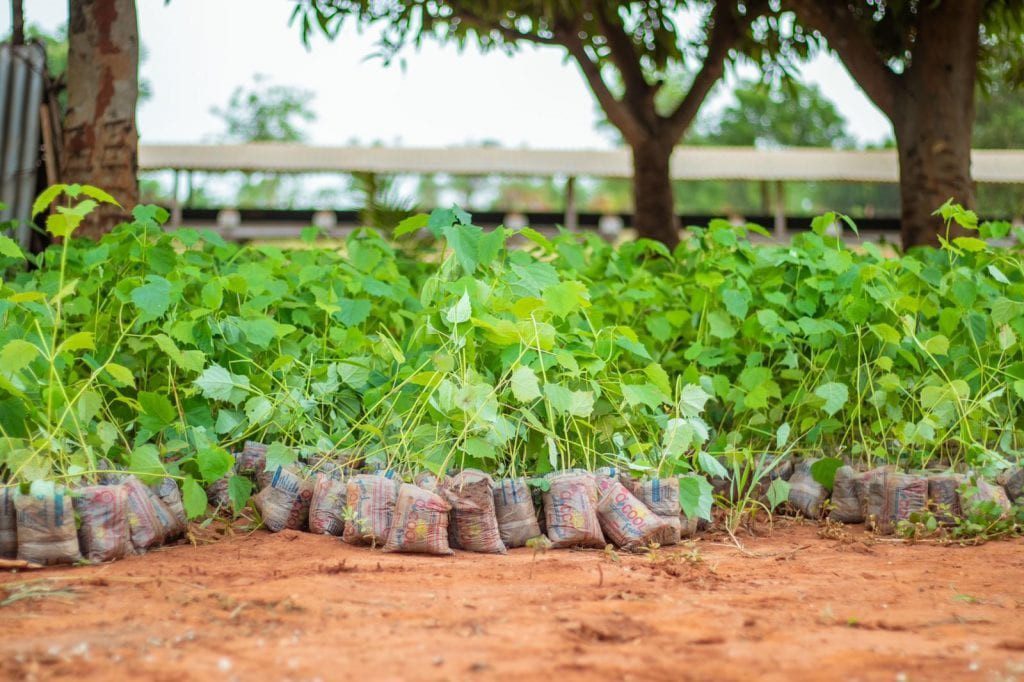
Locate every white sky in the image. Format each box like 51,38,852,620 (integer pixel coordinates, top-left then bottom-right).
3,0,893,149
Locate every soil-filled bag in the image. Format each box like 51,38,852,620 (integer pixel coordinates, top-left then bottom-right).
236,441,268,478
961,478,1012,514
309,473,347,536
595,476,670,551
254,467,315,533
441,469,506,554
542,471,605,549
855,467,891,525
997,466,1023,505
123,475,170,551
787,460,829,519
679,512,699,539
633,477,681,545
207,475,232,510
15,488,82,566
343,474,399,546
492,477,542,548
383,484,453,555
927,474,964,524
0,487,16,558
413,470,440,493
152,478,187,539
829,465,862,523
75,485,131,563
875,473,928,534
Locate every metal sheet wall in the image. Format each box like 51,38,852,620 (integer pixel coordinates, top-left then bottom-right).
0,42,46,249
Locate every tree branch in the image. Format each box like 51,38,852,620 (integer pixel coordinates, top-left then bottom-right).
664,1,756,142
782,0,901,118
559,26,647,144
591,2,656,126
449,5,560,47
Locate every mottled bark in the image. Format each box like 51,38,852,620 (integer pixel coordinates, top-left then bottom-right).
891,1,979,247
62,0,139,237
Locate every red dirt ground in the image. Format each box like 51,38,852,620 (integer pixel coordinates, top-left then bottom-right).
1,522,1022,681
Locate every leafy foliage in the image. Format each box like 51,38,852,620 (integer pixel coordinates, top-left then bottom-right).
2,188,1024,520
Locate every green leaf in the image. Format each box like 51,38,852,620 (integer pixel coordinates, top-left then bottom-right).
679,474,714,521
810,457,843,491
105,363,135,387
138,391,177,429
182,477,208,519
195,365,249,404
765,479,790,511
57,331,95,354
622,382,669,410
394,213,429,237
129,445,165,483
130,275,173,322
265,443,297,472
201,279,223,310
544,383,594,417
776,423,791,449
510,365,541,403
32,185,64,216
445,292,472,325
196,446,234,483
922,334,950,356
698,451,728,479
0,236,25,259
244,396,273,424
952,236,987,252
678,384,711,418
814,382,849,417
228,475,254,512
0,340,41,373
542,280,590,319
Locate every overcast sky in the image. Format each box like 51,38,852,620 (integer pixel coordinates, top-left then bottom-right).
4,0,893,149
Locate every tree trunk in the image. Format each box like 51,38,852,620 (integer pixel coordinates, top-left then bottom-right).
891,1,980,249
631,137,679,248
62,0,139,238
12,0,25,45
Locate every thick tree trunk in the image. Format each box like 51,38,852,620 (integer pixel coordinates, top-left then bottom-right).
62,0,139,238
891,1,980,249
631,138,679,248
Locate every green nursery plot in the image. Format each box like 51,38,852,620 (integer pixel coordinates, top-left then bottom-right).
1,186,1022,522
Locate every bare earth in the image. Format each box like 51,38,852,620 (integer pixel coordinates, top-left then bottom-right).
1,522,1022,682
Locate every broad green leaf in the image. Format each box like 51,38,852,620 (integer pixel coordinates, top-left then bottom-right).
445,293,472,325
542,280,590,319
814,382,848,417
182,477,208,519
810,457,843,491
622,382,669,410
544,383,594,417
57,331,95,354
129,444,165,483
244,396,273,424
679,474,714,521
196,446,234,483
265,443,297,472
394,213,429,237
0,236,25,259
105,363,135,387
765,479,790,511
678,384,711,418
130,275,173,322
228,475,254,511
510,365,541,403
0,340,40,373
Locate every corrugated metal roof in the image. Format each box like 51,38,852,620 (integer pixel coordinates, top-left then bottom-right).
0,42,46,249
138,143,1024,183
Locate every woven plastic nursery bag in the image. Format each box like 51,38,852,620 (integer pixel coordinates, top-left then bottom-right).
152,477,187,539
632,477,681,545
254,467,315,532
15,485,82,565
787,460,829,519
441,469,506,554
926,473,964,524
75,484,132,562
998,466,1023,504
235,441,268,478
960,477,1012,514
123,475,170,551
342,474,400,546
383,484,454,555
595,476,671,551
874,472,929,534
309,473,347,536
829,465,863,523
492,477,542,548
542,470,605,549
0,486,16,558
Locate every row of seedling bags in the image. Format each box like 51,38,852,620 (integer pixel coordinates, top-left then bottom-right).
742,459,1023,532
2,443,1023,566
